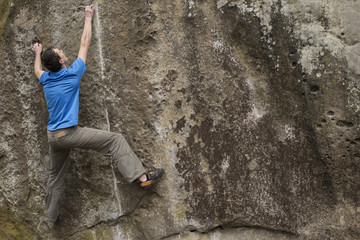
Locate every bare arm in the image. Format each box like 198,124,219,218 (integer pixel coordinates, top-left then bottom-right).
32,43,44,80
78,5,94,64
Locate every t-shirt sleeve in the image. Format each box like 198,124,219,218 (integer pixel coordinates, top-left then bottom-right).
68,57,87,79
39,72,47,85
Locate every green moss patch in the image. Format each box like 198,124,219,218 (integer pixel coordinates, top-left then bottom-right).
0,206,36,240
0,0,12,59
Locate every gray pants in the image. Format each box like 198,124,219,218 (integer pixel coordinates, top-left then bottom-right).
45,125,145,221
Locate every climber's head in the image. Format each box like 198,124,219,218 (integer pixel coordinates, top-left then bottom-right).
41,47,68,72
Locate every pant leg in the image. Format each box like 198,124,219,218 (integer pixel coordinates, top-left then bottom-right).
45,142,70,221
65,126,145,182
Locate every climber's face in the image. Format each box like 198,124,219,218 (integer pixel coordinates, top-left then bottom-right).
53,48,68,65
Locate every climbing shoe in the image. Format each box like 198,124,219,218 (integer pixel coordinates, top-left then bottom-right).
140,168,164,189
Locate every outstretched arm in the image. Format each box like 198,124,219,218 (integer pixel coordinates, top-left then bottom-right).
78,5,94,64
32,42,44,80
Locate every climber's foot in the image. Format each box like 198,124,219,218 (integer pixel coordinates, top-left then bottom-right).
139,168,164,189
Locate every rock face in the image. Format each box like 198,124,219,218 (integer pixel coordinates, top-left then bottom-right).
0,0,359,239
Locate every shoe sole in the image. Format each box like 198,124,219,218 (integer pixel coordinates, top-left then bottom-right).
140,180,154,189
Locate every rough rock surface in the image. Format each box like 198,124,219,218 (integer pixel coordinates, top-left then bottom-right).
0,0,359,239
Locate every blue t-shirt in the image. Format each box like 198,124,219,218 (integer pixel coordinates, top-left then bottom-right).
40,58,87,131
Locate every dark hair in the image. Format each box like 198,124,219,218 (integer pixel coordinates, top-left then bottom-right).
41,47,62,72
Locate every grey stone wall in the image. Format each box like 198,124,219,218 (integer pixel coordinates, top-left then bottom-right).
0,0,359,239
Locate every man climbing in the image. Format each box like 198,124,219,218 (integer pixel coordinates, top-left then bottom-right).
32,5,163,225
